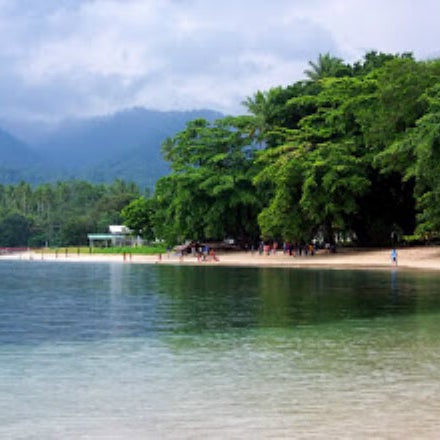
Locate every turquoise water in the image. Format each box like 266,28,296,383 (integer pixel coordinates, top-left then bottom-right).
1,261,440,439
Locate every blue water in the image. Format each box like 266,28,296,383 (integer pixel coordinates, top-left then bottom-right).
1,260,440,438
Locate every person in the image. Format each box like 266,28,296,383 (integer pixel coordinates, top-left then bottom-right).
264,243,271,256
391,248,398,266
209,248,219,261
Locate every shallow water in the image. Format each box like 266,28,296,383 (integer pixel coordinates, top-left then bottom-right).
0,261,439,439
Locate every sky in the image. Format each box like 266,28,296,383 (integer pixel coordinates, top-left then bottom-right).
0,0,439,123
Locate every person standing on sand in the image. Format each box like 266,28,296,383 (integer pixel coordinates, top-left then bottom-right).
391,248,398,266
209,249,219,261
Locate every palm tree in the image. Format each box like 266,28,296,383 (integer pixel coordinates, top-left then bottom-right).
304,53,351,81
242,89,279,140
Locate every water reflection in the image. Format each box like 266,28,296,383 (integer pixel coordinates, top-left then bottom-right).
1,261,440,344
152,265,440,332
1,261,440,438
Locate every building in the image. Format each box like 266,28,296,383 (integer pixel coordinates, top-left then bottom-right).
87,225,132,248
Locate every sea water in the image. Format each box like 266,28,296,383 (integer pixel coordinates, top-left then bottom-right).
0,260,439,439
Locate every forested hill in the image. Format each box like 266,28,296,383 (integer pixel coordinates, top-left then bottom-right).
0,127,38,164
0,128,45,183
0,108,223,189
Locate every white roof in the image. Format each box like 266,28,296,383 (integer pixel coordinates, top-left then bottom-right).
109,225,131,234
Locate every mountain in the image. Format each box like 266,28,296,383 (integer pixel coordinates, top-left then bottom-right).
0,127,45,183
0,127,39,166
0,108,223,189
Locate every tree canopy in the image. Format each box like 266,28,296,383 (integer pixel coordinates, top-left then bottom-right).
0,180,141,247
151,117,263,244
146,51,440,247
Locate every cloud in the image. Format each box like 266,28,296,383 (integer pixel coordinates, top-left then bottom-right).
0,0,439,122
304,0,440,60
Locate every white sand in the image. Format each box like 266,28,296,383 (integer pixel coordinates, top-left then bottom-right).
3,246,440,271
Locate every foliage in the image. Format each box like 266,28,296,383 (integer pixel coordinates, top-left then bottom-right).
121,196,155,239
396,82,440,235
6,51,440,247
0,213,32,247
0,180,141,247
144,51,440,246
304,53,352,81
152,116,263,244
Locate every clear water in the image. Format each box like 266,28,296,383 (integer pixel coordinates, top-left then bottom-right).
1,261,440,439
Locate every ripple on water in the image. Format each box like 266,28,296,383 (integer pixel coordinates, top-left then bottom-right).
0,261,439,438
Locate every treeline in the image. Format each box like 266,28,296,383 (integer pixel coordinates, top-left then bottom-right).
0,180,140,247
123,51,440,246
4,51,440,248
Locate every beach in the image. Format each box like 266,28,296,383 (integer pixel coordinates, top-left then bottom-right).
3,246,440,271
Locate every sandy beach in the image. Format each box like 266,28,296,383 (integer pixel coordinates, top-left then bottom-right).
2,246,440,271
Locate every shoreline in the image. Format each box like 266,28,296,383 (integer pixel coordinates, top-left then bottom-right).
2,246,440,272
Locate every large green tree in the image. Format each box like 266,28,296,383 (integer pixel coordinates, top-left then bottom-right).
152,117,262,244
255,76,372,243
121,196,155,240
376,80,440,237
253,54,438,244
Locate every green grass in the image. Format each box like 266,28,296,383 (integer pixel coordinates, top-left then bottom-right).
37,245,168,255
91,245,168,255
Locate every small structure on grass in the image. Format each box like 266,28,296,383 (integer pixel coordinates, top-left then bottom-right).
87,225,132,248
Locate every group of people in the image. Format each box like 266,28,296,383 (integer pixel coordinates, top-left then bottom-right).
197,247,219,262
257,241,317,257
176,244,219,263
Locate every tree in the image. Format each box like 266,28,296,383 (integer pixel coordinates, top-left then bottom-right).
380,82,440,237
60,216,95,246
255,75,375,243
304,53,352,81
121,196,155,240
254,143,311,241
352,51,408,76
153,117,262,244
413,85,440,235
242,82,321,148
0,180,141,247
254,64,423,245
0,213,32,247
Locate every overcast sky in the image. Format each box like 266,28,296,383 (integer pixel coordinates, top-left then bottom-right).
0,0,439,122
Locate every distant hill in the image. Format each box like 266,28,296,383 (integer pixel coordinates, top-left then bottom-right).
0,127,45,183
0,108,223,188
0,127,39,166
